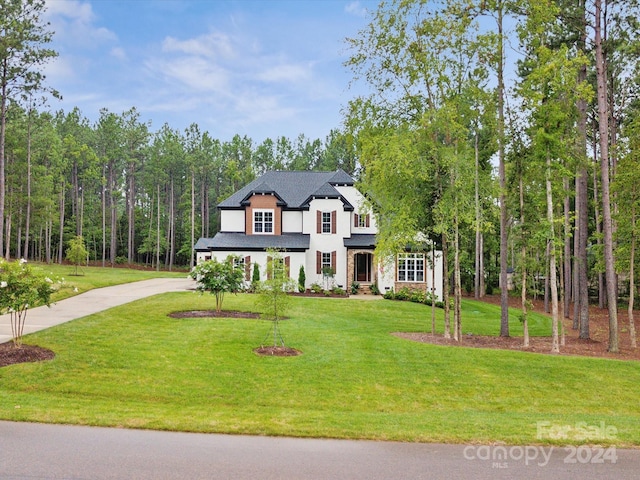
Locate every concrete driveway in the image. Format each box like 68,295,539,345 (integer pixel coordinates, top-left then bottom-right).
0,277,195,344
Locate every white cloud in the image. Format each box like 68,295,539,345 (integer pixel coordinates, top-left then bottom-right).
345,1,368,17
146,56,231,94
45,0,117,47
110,47,127,61
258,64,312,84
162,32,235,59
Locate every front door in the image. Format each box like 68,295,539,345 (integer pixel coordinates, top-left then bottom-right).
355,253,372,282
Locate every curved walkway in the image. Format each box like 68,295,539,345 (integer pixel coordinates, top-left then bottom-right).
0,277,195,344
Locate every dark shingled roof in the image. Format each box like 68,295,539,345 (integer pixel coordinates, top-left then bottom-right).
195,233,310,252
343,234,377,249
218,169,355,210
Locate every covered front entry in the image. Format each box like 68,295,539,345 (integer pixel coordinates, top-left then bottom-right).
354,252,373,283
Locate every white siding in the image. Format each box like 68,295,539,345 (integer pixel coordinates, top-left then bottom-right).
304,198,350,289
205,250,306,287
282,210,303,233
220,210,245,232
335,186,376,234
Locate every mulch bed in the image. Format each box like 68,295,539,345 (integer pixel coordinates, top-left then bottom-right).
169,310,261,319
0,343,55,367
253,346,302,356
395,294,640,361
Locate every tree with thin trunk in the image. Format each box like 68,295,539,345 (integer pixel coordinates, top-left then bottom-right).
613,116,640,349
65,235,88,276
257,249,296,348
594,0,619,352
0,0,57,257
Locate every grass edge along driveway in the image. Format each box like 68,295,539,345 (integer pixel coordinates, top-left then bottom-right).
1,292,638,447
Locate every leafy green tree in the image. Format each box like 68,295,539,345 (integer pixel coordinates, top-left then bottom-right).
0,0,58,255
0,258,56,347
65,235,88,275
190,256,244,313
516,0,591,352
257,249,296,347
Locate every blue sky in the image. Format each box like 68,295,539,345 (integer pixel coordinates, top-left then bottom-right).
43,0,378,143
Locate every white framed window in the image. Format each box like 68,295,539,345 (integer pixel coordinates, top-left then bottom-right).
322,212,332,234
253,209,274,234
354,213,370,229
397,253,425,282
321,252,332,270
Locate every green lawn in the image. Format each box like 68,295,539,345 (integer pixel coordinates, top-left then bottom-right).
29,263,187,301
1,292,638,446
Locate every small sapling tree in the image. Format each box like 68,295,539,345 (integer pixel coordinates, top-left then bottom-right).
0,259,56,348
190,256,245,313
257,249,296,347
66,235,89,275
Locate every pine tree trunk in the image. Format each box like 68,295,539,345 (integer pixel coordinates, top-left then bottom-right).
595,0,619,352
109,162,117,266
169,177,175,271
442,232,451,339
127,161,135,264
520,174,529,347
454,218,462,342
629,210,637,349
190,171,195,269
563,178,571,320
24,115,32,260
0,59,7,256
497,2,509,337
58,185,65,264
156,184,161,272
475,131,482,299
547,153,560,353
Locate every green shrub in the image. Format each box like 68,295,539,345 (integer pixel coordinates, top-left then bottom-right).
298,265,306,293
332,286,346,296
384,287,445,308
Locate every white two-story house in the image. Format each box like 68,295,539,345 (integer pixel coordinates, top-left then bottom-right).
194,169,442,298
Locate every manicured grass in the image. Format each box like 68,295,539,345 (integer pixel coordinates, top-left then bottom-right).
29,263,187,301
1,293,638,446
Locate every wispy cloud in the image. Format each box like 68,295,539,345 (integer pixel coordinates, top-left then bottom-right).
162,32,236,59
345,1,368,17
45,0,117,47
258,64,312,84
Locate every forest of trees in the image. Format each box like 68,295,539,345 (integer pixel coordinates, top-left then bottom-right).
345,0,639,352
2,0,639,352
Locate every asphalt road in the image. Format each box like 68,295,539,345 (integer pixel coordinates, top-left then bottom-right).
1,421,638,480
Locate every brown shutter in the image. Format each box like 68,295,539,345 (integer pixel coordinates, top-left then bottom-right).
245,256,251,281
331,251,336,271
331,211,336,234
267,256,272,279
285,256,290,277
316,251,321,274
395,254,399,281
317,210,321,234
354,214,359,227
365,214,370,228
